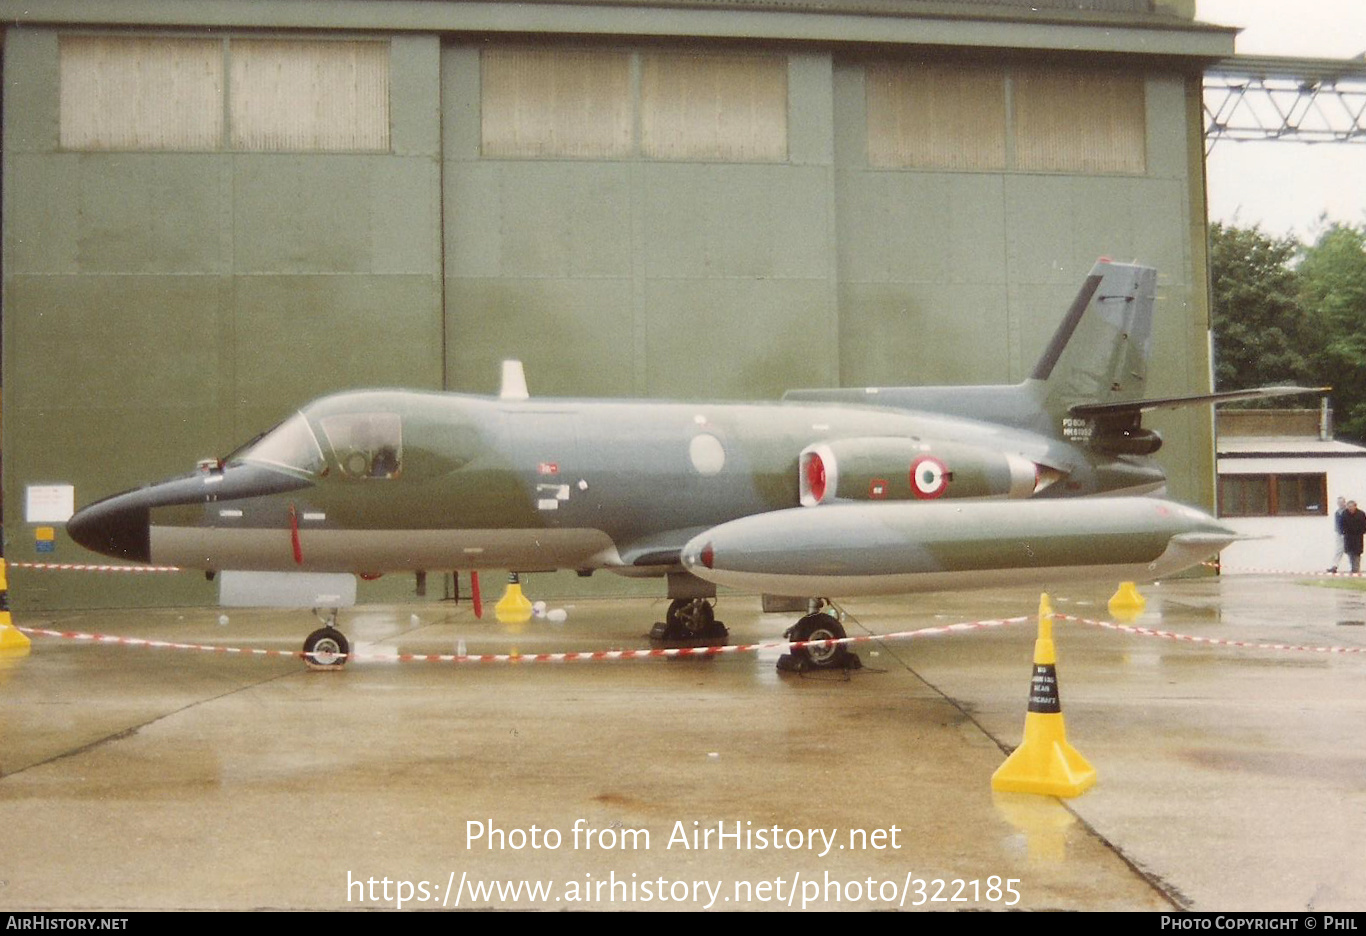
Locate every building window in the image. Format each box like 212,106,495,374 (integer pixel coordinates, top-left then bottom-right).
865,60,1145,175
60,35,390,153
1013,66,1146,174
480,47,788,163
230,40,390,152
866,62,1006,171
481,48,632,158
1218,473,1328,518
640,52,787,162
60,36,224,151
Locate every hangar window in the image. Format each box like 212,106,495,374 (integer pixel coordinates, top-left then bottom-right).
480,48,788,163
60,36,390,152
60,36,225,150
230,40,390,152
1013,66,1146,174
865,61,1145,175
640,52,787,162
481,49,633,158
866,62,1006,171
1218,473,1327,518
320,413,404,480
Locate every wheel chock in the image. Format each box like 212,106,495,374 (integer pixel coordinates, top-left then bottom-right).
1107,581,1146,621
494,572,534,624
775,651,861,674
0,560,30,655
991,594,1095,798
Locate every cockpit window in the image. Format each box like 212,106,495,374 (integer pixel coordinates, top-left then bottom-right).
236,412,326,475
320,412,403,479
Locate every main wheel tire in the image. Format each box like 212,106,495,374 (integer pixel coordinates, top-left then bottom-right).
786,613,848,669
303,627,350,668
664,598,715,640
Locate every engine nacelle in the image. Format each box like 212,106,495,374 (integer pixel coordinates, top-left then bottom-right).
799,437,1039,505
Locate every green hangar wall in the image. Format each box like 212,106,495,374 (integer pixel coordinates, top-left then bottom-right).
0,0,1233,610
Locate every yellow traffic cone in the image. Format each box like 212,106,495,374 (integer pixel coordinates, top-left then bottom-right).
494,572,533,624
991,594,1095,798
1107,581,1146,621
0,559,32,654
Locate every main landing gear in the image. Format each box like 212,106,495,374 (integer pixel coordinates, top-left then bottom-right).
778,600,860,673
303,608,350,670
649,595,860,673
295,598,858,673
650,598,729,643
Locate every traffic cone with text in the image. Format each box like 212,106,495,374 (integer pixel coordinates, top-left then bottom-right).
991,593,1095,797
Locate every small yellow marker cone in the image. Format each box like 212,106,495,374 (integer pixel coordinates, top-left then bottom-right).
1107,581,1147,622
494,572,534,624
991,594,1095,798
0,559,32,654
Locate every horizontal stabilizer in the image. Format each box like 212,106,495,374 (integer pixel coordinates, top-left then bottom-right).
1070,385,1328,419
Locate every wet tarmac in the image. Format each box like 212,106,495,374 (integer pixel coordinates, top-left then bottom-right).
0,575,1363,911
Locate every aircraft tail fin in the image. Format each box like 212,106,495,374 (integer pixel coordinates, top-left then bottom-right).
1027,259,1157,437
783,260,1163,440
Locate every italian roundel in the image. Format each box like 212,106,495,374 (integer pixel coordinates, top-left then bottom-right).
910,455,949,499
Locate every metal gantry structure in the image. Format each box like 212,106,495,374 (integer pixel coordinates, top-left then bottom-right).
1204,54,1366,153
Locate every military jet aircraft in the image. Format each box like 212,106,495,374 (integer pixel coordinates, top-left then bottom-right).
67,260,1284,668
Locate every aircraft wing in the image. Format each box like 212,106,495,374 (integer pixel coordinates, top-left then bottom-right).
1069,385,1328,418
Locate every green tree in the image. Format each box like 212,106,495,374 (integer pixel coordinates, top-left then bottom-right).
1209,222,1311,392
1299,223,1366,440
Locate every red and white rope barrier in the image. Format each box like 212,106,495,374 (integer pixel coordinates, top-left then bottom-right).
16,606,1365,664
1203,560,1366,578
1217,566,1366,578
1056,613,1366,655
8,561,182,573
16,626,298,658
16,615,1031,665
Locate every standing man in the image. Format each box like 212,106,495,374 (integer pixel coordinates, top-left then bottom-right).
1329,496,1348,573
1342,500,1366,574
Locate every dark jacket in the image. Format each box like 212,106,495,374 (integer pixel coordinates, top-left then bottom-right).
1343,508,1366,555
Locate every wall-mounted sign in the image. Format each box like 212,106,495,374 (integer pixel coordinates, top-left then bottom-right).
26,485,75,524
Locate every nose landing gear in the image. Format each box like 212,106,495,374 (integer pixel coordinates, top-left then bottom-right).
303,608,350,670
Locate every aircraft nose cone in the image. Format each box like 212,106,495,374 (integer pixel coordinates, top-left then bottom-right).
66,494,151,563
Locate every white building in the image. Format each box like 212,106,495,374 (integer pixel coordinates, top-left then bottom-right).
1217,410,1366,574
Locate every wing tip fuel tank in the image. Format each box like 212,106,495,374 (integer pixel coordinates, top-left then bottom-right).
681,497,1234,597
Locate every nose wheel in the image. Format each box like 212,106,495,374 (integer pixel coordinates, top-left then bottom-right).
304,608,350,670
